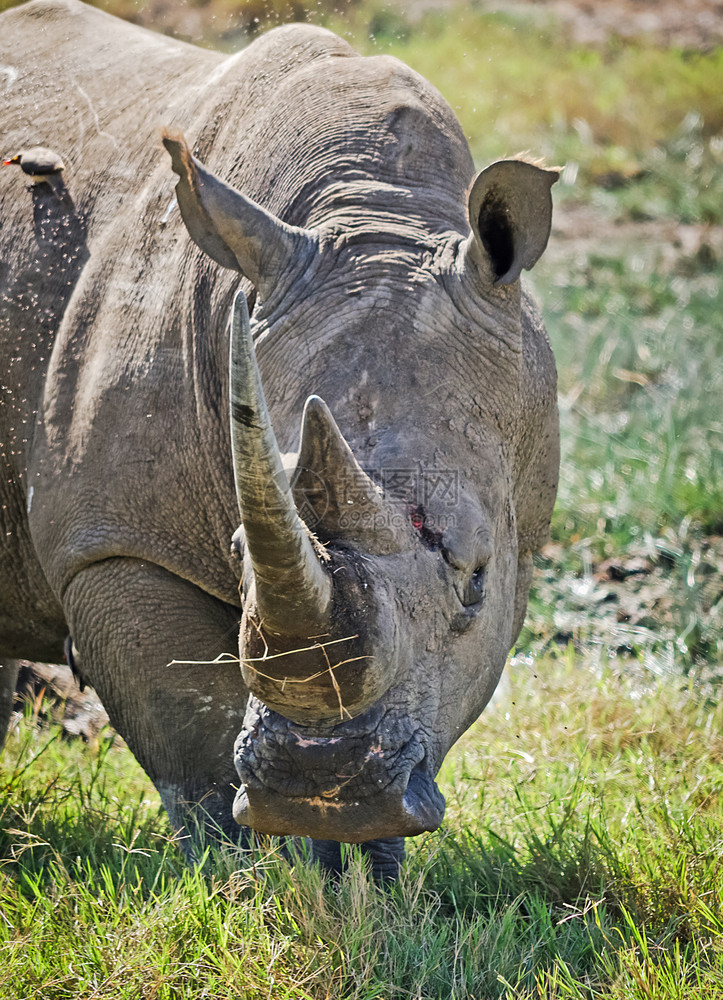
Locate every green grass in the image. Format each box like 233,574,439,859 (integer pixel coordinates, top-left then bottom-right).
332,5,723,206
3,651,723,997
2,1,722,995
519,148,722,678
537,244,723,542
518,240,723,677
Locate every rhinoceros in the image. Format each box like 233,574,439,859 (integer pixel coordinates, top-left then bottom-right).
0,0,559,877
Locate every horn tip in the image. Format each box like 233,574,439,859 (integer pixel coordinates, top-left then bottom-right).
303,394,331,418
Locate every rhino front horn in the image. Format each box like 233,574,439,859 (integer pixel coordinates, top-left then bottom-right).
229,290,332,638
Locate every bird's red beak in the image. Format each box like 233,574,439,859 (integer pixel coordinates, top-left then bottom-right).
3,157,18,166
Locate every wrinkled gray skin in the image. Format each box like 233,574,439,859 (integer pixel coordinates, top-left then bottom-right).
0,0,559,877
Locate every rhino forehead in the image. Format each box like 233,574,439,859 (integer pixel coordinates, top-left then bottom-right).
253,258,526,452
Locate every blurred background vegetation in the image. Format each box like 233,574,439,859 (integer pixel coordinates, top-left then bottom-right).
2,1,722,996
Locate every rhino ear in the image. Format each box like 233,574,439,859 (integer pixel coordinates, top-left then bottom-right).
162,129,313,296
467,159,559,286
292,396,405,554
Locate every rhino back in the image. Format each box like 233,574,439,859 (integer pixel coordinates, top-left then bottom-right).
0,0,225,631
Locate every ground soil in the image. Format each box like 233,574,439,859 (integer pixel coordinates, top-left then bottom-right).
482,0,723,50
546,202,723,271
14,662,108,742
126,0,723,53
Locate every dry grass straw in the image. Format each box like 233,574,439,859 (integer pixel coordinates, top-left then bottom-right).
169,628,370,720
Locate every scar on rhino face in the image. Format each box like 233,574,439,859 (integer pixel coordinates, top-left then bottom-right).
409,505,444,551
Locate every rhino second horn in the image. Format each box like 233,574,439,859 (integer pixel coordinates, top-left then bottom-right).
293,395,406,555
229,290,332,637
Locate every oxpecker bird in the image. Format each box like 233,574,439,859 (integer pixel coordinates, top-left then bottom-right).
3,146,74,209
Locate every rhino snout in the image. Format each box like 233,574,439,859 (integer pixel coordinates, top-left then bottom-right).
232,765,445,843
232,699,445,841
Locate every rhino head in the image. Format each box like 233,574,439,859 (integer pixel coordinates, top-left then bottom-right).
163,131,559,845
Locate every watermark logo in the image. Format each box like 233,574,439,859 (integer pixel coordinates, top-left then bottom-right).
380,468,459,507
262,464,460,532
262,466,329,528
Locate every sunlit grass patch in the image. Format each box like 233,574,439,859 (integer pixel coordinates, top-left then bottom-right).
3,652,723,997
542,249,722,542
0,720,169,879
437,649,723,995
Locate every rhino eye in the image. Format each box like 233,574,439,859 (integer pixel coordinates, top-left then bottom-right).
462,565,486,607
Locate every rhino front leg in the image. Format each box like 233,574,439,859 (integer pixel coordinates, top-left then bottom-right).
310,837,406,882
61,558,246,851
0,660,19,750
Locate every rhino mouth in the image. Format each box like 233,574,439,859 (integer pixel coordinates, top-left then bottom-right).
232,698,445,842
